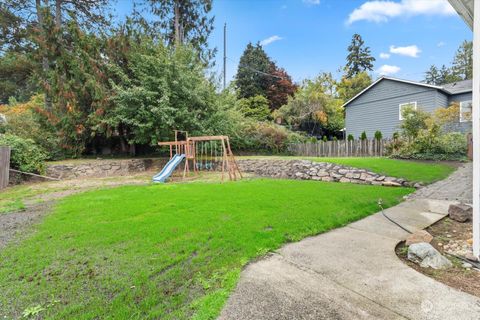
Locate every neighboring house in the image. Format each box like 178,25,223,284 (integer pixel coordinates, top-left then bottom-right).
343,76,472,138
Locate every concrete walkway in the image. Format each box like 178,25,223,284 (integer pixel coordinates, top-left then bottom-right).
219,163,480,320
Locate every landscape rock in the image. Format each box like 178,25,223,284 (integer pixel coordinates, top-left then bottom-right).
382,181,402,187
46,158,165,180
407,242,453,269
236,159,408,187
405,230,433,246
448,203,473,222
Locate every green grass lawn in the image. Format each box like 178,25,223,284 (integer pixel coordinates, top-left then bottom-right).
240,156,455,184
0,179,412,319
315,157,455,184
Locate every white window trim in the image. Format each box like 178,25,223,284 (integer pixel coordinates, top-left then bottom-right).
399,101,417,120
460,100,472,123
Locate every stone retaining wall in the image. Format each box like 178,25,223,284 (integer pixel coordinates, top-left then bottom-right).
237,159,418,187
45,158,418,188
46,158,168,179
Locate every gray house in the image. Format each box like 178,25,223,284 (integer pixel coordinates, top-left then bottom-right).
343,76,472,138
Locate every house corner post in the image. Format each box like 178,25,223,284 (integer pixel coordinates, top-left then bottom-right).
472,0,480,259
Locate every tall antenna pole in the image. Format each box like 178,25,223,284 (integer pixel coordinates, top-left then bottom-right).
223,22,227,90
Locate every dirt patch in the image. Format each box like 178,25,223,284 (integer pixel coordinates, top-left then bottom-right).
397,217,480,298
0,201,53,250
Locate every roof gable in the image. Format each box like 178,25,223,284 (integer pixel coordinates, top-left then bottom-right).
342,76,444,108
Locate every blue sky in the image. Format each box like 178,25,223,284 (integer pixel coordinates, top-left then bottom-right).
115,0,472,84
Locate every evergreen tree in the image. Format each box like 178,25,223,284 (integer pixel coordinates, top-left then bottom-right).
424,65,440,85
424,64,462,85
439,64,461,84
345,34,375,78
452,40,473,80
235,42,272,99
147,0,215,63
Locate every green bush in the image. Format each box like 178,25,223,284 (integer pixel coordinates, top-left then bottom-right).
245,122,305,153
235,95,271,121
388,105,468,161
347,134,354,141
322,136,328,142
360,131,367,140
0,134,47,173
374,130,383,140
0,95,63,160
389,132,467,161
436,132,467,156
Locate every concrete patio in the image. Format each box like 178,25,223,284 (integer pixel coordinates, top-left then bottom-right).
220,164,480,320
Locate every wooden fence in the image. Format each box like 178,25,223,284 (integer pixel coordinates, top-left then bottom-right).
0,146,10,189
287,139,390,157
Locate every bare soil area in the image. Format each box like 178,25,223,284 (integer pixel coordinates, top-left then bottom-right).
397,217,480,298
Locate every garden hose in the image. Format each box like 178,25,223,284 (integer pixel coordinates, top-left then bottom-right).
377,198,412,234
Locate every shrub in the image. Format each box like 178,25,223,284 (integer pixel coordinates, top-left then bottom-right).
387,105,468,161
322,136,328,142
0,134,47,173
347,134,354,141
245,122,305,153
374,130,383,140
235,95,271,121
437,132,467,156
0,95,63,160
360,131,367,140
400,107,429,140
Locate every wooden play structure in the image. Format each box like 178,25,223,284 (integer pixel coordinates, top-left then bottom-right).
157,130,242,181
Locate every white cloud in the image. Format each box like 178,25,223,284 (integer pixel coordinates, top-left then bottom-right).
379,52,390,59
389,45,421,57
303,0,320,5
347,0,455,25
377,64,401,75
437,41,446,47
260,35,283,46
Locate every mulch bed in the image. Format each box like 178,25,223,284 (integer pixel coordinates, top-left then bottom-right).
396,217,480,298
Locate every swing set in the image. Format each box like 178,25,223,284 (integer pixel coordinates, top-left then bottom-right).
157,130,242,181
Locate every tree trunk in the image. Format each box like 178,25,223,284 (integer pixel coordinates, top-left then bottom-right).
174,1,181,47
118,125,129,154
55,0,62,27
36,0,53,111
129,143,136,156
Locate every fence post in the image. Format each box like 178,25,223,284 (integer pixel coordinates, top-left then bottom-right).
0,146,10,189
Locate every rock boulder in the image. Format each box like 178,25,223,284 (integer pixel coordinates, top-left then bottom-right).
407,242,452,269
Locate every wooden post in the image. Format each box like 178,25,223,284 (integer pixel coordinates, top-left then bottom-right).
0,146,10,189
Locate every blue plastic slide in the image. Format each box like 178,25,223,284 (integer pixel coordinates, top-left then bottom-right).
152,154,186,183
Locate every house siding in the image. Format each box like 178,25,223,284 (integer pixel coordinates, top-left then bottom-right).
448,92,473,133
345,79,440,138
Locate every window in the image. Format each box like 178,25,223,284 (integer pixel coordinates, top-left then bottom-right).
399,102,417,120
460,100,472,122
